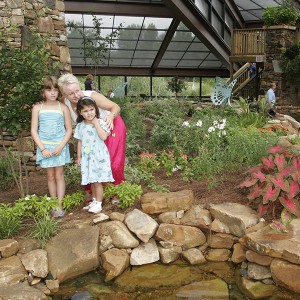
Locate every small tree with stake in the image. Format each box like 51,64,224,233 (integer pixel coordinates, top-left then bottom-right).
168,76,186,99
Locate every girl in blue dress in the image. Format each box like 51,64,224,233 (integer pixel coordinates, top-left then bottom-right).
74,96,114,214
31,76,72,217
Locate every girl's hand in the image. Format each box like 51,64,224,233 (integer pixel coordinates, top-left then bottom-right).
76,157,81,166
42,149,52,158
53,145,63,156
91,117,99,126
105,114,115,130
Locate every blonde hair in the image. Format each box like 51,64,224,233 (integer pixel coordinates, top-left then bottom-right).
58,74,80,93
86,74,93,80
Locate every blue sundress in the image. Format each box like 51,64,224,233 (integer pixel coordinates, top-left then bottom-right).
36,102,70,168
74,119,114,185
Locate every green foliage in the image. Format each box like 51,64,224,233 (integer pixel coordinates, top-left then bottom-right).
262,0,298,26
67,16,122,68
120,103,147,156
0,32,52,135
167,77,186,96
64,163,81,188
238,145,300,231
104,182,143,208
281,43,300,82
0,204,22,239
27,216,60,246
0,156,15,191
63,191,85,212
14,194,59,218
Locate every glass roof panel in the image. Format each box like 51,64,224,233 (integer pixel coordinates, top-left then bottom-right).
131,59,153,66
133,51,157,59
110,50,135,59
178,60,202,67
136,40,162,50
83,14,114,27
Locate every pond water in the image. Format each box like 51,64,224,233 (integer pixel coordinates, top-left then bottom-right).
52,260,298,300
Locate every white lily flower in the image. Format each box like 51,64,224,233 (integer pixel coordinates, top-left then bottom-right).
196,120,203,127
25,196,29,201
182,121,190,127
208,126,215,133
46,197,51,200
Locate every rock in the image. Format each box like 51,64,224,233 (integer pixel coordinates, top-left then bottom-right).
205,249,231,262
181,205,212,228
247,262,272,280
124,209,158,243
182,248,206,265
155,223,206,250
0,239,19,258
101,248,130,281
208,233,235,249
98,220,139,249
21,249,48,278
130,238,159,265
210,219,231,233
176,278,229,300
209,203,258,237
0,282,48,299
0,256,27,287
17,239,40,254
45,227,99,283
238,277,277,299
109,212,125,222
45,279,59,293
141,190,194,214
231,243,246,264
157,211,179,224
92,213,109,224
271,258,300,293
246,250,273,266
158,246,182,264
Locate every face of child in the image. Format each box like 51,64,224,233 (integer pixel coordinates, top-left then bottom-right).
79,105,96,121
63,83,84,104
44,86,59,101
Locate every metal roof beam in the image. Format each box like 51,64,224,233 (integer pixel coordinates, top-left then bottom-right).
162,0,231,69
224,0,244,28
151,18,180,73
64,1,172,17
71,66,229,77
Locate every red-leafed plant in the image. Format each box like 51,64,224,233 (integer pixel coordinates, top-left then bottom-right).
238,145,300,231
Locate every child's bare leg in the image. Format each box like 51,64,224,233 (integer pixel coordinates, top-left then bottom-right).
46,167,57,198
54,166,65,210
92,182,103,202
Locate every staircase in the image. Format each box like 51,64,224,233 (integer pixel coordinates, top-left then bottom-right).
227,62,261,101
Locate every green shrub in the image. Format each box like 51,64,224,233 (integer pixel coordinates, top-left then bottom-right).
63,191,85,211
27,216,60,246
0,204,22,239
14,194,59,218
263,0,298,26
104,181,143,208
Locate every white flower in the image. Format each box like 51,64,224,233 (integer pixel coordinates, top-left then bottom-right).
222,130,226,136
172,165,182,172
216,123,225,130
208,126,215,133
213,120,218,126
196,120,203,127
46,197,51,200
25,196,29,201
182,121,190,127
218,132,222,138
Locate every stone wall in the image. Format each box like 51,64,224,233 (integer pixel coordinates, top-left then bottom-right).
260,26,299,106
0,0,71,73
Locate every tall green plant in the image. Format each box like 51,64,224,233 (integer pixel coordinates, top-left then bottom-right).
0,30,53,197
67,16,122,80
263,0,298,26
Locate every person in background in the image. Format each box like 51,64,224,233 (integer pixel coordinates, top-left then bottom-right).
266,82,277,117
247,63,256,78
58,74,126,200
74,96,114,214
31,76,72,217
84,74,94,91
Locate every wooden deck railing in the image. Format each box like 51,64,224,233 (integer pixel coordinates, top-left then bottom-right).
231,29,266,56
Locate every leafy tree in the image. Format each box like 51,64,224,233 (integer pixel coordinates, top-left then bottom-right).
67,15,122,78
0,30,53,197
168,77,186,98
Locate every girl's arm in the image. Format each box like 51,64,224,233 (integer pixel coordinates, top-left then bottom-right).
30,104,52,157
53,104,73,156
77,139,82,165
91,117,109,141
90,91,120,130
